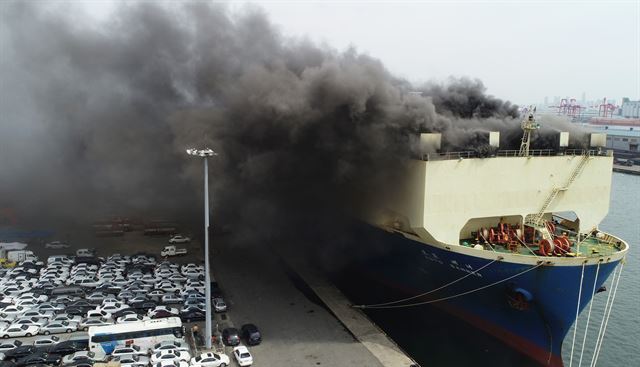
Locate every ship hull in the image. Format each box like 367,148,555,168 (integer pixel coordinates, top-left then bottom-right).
332,225,620,367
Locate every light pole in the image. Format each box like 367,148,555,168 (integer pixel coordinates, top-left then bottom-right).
186,148,217,350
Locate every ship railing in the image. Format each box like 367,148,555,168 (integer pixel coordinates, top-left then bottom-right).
422,148,604,161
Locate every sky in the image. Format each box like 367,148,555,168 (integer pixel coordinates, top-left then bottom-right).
80,0,640,106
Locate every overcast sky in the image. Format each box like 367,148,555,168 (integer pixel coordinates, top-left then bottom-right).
79,0,640,105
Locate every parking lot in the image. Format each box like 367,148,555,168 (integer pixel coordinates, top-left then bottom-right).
1,228,385,366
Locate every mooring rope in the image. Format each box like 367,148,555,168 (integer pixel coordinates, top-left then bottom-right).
568,261,587,367
578,261,601,367
353,261,544,309
591,260,625,367
354,257,500,308
588,263,619,367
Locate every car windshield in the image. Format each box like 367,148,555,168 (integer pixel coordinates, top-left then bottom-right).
240,353,251,358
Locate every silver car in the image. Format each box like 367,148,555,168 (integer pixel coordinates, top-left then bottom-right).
40,320,78,334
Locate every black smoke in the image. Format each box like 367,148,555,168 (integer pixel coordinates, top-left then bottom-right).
0,2,585,243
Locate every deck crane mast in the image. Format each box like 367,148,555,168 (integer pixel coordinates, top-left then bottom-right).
518,106,540,157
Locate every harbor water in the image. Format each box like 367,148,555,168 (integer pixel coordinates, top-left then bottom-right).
356,172,639,366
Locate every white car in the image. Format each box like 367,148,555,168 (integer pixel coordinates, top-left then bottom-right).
79,317,113,330
1,324,40,338
51,314,82,324
112,354,150,367
151,349,191,363
116,314,148,323
22,310,55,320
154,361,188,367
45,241,70,249
150,340,190,354
212,298,227,312
111,344,147,357
233,346,253,366
190,352,231,367
11,316,48,327
33,335,61,346
168,235,190,244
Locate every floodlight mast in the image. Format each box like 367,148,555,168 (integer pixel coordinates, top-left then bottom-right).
185,147,217,349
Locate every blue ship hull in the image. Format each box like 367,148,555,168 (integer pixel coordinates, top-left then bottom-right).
339,227,620,366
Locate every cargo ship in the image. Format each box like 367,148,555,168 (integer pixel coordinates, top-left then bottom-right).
344,110,629,366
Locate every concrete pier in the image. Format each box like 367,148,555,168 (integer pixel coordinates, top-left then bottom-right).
285,257,419,367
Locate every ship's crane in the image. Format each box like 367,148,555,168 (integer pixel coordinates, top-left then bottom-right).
518,106,540,157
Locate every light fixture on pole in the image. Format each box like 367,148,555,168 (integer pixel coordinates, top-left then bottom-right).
186,147,217,349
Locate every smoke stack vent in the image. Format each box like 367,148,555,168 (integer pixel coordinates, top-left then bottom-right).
590,133,607,148
489,131,500,148
420,133,442,153
559,132,569,147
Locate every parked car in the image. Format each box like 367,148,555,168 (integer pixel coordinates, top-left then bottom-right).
111,354,149,367
62,351,99,365
32,335,60,346
40,320,78,334
1,324,40,338
151,349,191,363
15,350,62,366
48,340,86,356
221,328,240,346
0,339,22,353
45,241,70,249
212,298,227,312
240,324,261,346
79,317,113,331
111,344,146,357
2,345,37,361
179,309,205,323
150,340,190,354
189,352,230,367
233,346,253,367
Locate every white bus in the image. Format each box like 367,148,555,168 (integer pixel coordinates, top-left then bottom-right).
88,317,184,359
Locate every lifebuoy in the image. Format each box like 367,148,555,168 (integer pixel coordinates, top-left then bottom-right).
482,228,489,240
489,228,496,243
538,239,554,256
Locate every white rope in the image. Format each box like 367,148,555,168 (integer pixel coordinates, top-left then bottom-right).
354,261,544,309
588,264,619,367
578,261,601,367
568,261,586,367
591,261,624,367
355,257,500,308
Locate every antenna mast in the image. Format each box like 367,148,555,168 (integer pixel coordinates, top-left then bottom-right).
519,106,540,157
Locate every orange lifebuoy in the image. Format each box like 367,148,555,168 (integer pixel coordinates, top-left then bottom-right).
559,237,571,251
489,228,496,243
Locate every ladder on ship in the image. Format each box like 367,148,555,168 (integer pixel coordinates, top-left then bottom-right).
525,152,591,240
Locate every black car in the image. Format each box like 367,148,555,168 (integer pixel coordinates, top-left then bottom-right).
240,323,262,346
210,281,223,298
3,346,38,361
63,362,93,367
69,299,94,308
179,308,206,323
46,341,86,356
221,327,240,346
93,284,120,294
15,351,62,367
131,301,157,311
0,361,17,367
65,306,91,316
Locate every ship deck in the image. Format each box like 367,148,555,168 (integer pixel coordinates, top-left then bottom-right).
460,229,623,258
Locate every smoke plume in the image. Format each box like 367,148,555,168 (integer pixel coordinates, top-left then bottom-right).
0,2,585,241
